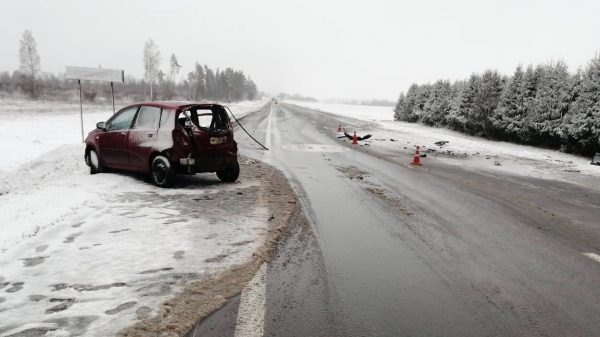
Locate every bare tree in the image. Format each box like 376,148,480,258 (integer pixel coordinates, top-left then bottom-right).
169,54,181,95
143,39,161,100
18,30,41,98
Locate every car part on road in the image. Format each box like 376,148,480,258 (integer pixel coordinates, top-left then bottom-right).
343,130,372,141
151,155,175,187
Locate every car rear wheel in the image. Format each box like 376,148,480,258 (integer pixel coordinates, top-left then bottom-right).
86,149,102,174
151,155,175,187
217,162,240,182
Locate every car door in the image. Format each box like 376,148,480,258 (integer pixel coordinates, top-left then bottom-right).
127,105,161,170
99,106,139,167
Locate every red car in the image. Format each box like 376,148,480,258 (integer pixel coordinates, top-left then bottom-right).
84,102,239,187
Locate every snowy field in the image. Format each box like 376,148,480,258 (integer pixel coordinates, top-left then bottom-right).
0,98,267,172
0,98,268,337
287,100,600,186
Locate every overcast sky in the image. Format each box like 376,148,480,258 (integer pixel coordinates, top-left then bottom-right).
1,0,599,100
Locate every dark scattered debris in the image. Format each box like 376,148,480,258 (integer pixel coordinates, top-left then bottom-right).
420,154,427,158
390,138,396,142
592,153,600,166
434,140,449,147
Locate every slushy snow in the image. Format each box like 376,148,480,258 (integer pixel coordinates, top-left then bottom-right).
0,98,268,337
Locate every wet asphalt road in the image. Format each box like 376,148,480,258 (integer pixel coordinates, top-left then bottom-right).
203,102,600,337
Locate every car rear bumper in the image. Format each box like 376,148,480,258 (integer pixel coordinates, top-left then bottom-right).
174,153,237,173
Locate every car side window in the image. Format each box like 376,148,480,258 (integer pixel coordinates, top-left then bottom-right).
160,109,173,128
134,106,162,129
108,107,138,131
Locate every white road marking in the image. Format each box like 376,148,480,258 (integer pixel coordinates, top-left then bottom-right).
583,253,600,263
234,262,266,337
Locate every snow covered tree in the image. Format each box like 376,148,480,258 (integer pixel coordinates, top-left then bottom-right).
563,54,600,155
393,92,406,121
524,61,571,146
473,70,504,137
143,39,161,100
422,80,452,126
18,30,41,98
447,74,480,133
491,65,526,139
395,84,422,122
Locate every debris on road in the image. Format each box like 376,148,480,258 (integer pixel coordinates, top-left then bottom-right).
434,140,449,147
343,130,372,141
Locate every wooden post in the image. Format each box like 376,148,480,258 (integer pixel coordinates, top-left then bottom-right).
78,79,84,143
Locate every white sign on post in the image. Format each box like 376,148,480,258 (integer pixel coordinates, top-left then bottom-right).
66,66,125,142
66,66,124,83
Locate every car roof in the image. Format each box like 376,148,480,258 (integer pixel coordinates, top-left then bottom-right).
133,101,226,110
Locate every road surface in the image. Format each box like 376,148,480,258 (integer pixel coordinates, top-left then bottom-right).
191,102,600,337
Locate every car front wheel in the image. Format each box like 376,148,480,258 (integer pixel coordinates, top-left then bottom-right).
151,155,175,187
217,162,240,182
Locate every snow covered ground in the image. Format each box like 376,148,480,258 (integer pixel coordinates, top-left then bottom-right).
0,98,269,337
0,98,267,172
287,100,600,186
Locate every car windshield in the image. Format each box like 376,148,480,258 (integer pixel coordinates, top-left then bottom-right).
177,105,229,131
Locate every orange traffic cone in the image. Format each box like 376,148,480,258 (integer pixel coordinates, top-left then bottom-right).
411,146,422,165
337,124,342,133
352,130,358,145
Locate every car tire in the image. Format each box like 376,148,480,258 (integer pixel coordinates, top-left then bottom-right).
217,162,240,182
86,149,102,175
151,155,175,187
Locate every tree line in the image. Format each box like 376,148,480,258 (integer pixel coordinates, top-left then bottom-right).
394,56,600,156
0,31,259,103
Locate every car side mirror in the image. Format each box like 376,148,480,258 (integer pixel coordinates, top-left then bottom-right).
96,121,106,130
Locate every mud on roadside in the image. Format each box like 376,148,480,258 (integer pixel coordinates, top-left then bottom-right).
119,156,301,337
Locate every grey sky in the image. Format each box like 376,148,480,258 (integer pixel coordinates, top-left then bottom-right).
1,0,599,100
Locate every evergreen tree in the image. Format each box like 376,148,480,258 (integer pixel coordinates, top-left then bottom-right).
474,70,504,137
447,74,480,133
491,65,526,139
525,61,571,146
393,92,407,121
564,54,600,155
422,80,451,126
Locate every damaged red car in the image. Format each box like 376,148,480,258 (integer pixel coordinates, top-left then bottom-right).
84,102,239,187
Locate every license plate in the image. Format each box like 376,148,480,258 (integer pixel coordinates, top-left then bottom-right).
179,158,195,165
210,136,227,145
